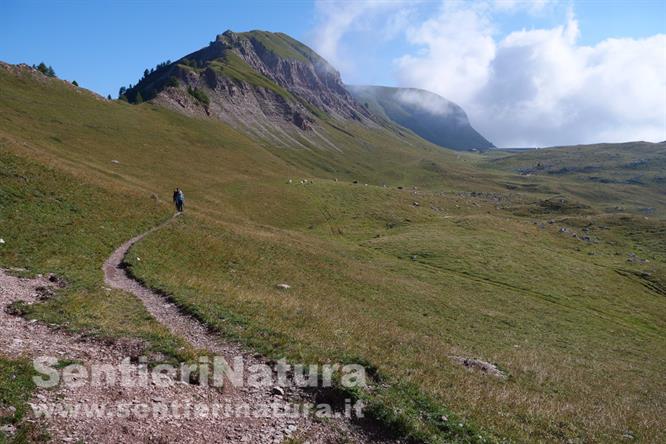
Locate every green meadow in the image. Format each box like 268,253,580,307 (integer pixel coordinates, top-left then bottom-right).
1,65,664,443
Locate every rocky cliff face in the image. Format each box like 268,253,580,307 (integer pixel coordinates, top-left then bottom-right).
128,31,492,152
128,31,372,145
216,31,366,121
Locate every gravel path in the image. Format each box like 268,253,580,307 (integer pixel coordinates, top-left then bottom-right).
103,215,247,363
0,215,397,443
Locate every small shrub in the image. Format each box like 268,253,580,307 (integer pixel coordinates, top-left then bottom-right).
33,62,56,77
155,60,171,70
166,76,179,88
5,300,29,316
187,86,209,106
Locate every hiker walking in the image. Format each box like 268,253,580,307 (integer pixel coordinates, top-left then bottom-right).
173,188,185,212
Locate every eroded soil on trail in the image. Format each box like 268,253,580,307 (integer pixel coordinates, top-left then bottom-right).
0,220,395,443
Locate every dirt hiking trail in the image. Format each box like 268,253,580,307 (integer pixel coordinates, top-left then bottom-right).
1,214,397,443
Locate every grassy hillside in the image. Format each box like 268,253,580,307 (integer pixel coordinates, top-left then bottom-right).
482,142,666,215
1,63,665,443
0,150,194,361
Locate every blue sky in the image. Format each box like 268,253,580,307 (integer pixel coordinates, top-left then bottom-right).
2,0,663,97
2,0,665,146
1,1,316,97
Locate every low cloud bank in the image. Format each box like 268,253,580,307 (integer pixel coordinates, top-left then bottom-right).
313,1,666,147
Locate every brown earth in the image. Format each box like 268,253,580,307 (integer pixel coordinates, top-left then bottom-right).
1,215,398,443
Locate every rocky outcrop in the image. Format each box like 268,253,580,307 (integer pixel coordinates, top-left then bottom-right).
128,31,371,143
215,31,366,121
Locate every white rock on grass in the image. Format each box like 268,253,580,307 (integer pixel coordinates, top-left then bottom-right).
276,283,291,290
0,238,4,244
0,424,16,435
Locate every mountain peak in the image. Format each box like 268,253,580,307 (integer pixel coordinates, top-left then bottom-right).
123,32,491,152
213,30,328,67
126,30,370,145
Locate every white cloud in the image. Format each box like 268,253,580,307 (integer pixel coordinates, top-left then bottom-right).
398,4,666,146
396,2,496,105
311,0,666,147
311,0,413,75
395,88,457,116
492,0,555,14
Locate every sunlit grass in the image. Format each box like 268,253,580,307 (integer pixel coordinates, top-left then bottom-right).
1,64,664,442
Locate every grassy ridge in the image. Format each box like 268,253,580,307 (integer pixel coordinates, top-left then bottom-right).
239,31,321,64
208,53,295,102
